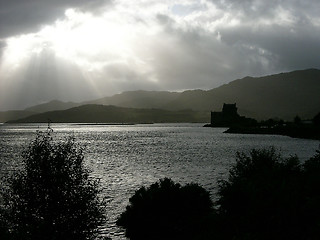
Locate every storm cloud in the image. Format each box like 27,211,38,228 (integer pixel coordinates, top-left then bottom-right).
0,0,110,38
0,0,319,110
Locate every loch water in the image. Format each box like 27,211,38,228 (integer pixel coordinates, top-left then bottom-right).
0,123,319,239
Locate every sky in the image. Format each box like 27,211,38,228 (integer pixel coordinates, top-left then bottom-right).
0,0,320,110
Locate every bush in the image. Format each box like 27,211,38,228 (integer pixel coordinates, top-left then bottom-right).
117,148,320,240
117,178,214,240
0,128,106,240
313,112,320,126
217,147,320,240
0,209,9,240
302,148,320,239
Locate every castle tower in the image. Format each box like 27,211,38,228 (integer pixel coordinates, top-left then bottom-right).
222,103,239,118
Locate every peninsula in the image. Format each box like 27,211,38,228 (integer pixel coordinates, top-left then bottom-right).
205,104,320,140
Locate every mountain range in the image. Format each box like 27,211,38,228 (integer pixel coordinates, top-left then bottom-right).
1,69,320,123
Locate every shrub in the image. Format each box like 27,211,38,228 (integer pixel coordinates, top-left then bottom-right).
0,209,9,240
302,148,320,239
0,128,106,240
117,147,320,240
217,147,320,240
313,112,320,126
117,178,214,240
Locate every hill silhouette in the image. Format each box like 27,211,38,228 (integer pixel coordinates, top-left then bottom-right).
85,90,180,109
84,69,320,120
165,69,320,119
24,100,81,113
0,110,36,123
0,101,80,123
7,105,209,123
3,69,320,122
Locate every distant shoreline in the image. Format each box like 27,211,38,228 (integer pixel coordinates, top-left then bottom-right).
74,123,137,126
224,126,320,140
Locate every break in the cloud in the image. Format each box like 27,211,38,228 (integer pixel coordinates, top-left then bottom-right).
0,0,320,110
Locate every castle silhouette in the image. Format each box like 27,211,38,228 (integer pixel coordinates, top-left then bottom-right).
210,103,256,127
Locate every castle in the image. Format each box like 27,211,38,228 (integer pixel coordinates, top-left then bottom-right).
210,103,256,127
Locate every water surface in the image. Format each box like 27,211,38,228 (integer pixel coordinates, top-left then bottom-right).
0,123,319,239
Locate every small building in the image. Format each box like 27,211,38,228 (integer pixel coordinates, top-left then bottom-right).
210,103,256,127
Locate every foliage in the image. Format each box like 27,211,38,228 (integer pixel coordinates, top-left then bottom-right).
117,178,214,240
313,112,320,126
0,128,106,240
118,147,320,240
0,208,9,240
217,147,320,240
302,148,320,239
294,115,302,125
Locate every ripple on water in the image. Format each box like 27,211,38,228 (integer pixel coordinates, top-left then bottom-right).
1,123,319,239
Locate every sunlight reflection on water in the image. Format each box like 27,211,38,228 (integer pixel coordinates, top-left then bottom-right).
0,123,319,239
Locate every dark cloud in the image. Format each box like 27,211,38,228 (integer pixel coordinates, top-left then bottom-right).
150,30,271,90
149,13,279,90
0,0,110,38
217,21,320,72
98,64,160,93
214,0,320,21
152,0,320,87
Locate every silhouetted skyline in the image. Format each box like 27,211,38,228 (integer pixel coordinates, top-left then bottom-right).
0,0,320,110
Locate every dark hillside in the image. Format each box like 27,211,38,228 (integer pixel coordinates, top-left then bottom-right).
85,90,180,109
7,105,209,123
11,69,320,121
24,100,81,113
0,110,35,123
164,69,320,120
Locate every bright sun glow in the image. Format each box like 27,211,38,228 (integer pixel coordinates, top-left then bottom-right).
2,8,137,73
51,9,134,61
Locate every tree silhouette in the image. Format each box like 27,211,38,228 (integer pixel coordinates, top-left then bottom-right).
294,115,302,125
302,148,320,239
217,147,320,240
0,128,106,240
117,178,214,240
313,112,320,126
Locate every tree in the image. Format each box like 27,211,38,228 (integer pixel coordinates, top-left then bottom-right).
294,115,302,125
302,148,320,239
0,209,9,240
0,128,106,240
117,178,214,240
313,112,320,126
117,147,320,240
217,147,320,240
